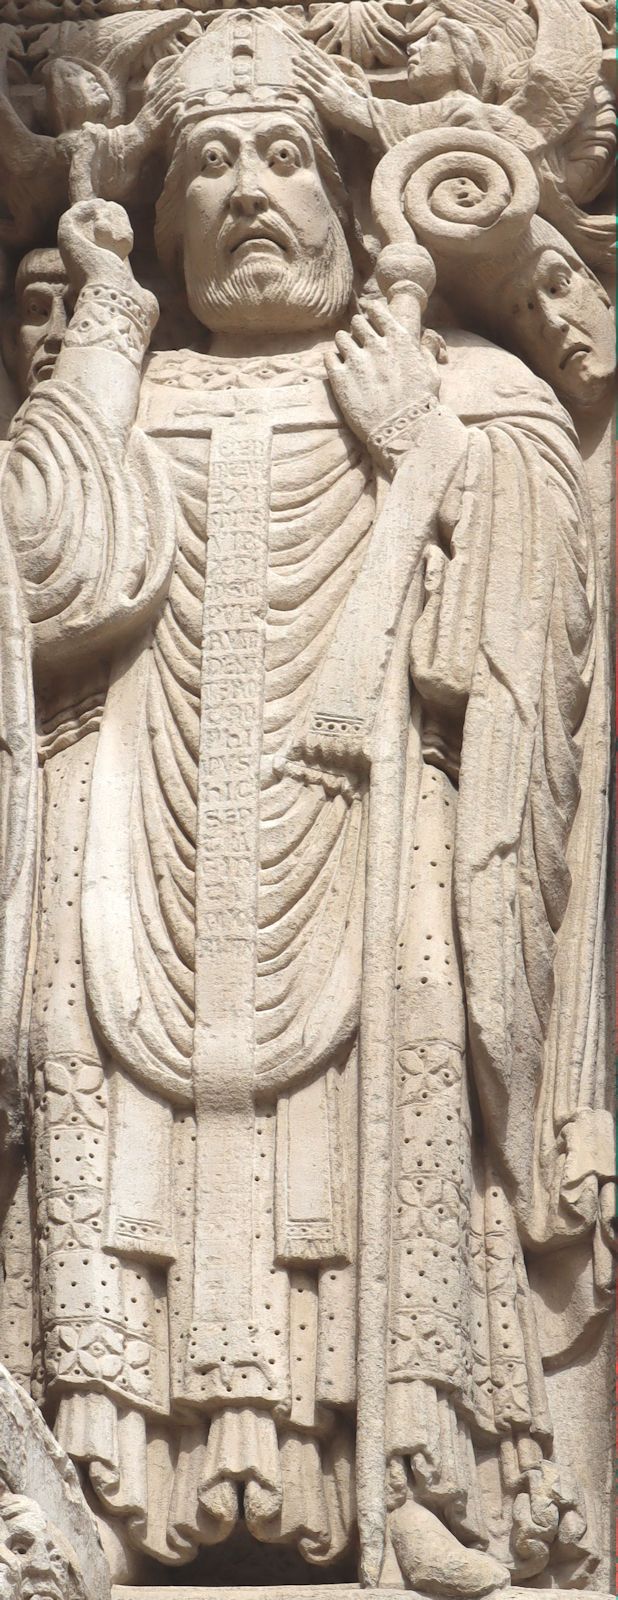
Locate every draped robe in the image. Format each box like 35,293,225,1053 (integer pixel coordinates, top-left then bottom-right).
0,330,609,1577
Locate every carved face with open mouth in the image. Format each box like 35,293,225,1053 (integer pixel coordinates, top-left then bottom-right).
504,247,614,406
181,110,353,335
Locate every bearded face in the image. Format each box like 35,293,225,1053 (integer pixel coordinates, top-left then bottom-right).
179,111,354,335
0,1497,84,1600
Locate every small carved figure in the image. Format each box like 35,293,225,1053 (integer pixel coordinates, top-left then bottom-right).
426,213,615,408
486,225,615,407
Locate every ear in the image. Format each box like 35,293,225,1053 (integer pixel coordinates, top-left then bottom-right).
0,313,18,380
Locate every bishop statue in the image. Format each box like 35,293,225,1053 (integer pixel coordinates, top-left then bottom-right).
0,9,612,1592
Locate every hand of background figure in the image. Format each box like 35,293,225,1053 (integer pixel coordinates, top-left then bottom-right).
293,50,374,141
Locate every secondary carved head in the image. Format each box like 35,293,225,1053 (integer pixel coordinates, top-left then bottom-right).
503,244,614,406
156,107,353,335
406,20,486,100
41,59,114,134
8,249,73,396
0,1496,86,1600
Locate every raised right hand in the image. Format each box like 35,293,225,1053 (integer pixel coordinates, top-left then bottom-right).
57,198,135,294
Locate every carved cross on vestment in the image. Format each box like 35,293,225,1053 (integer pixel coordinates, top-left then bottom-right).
142,377,341,1402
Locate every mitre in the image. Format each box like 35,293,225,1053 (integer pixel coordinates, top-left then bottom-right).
154,9,329,149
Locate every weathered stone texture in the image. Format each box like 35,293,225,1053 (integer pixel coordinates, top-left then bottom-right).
0,2,614,1596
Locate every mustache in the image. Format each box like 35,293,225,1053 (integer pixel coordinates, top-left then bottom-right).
218,210,298,260
190,211,354,333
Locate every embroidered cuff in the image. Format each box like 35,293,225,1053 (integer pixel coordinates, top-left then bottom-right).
64,280,158,369
369,396,439,478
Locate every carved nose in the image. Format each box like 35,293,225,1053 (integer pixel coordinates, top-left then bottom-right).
230,158,268,218
540,297,569,334
230,185,268,218
46,302,68,342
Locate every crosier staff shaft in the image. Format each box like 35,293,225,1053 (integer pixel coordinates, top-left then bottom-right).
355,241,436,1589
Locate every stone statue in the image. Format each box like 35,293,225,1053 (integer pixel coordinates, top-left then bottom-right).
0,4,613,1596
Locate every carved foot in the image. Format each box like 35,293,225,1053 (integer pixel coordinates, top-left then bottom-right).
389,1499,510,1597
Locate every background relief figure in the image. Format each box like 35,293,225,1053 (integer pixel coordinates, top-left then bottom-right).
0,4,613,1597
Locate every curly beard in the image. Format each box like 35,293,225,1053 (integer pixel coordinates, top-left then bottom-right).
186,213,353,334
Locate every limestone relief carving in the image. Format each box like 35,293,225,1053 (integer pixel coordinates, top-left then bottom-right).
0,1367,110,1599
0,2,614,1596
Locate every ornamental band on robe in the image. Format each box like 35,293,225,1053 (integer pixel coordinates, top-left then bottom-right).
0,2,614,1597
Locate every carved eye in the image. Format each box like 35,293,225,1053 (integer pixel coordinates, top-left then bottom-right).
268,141,301,173
7,1535,33,1556
22,294,50,324
549,271,571,296
201,144,230,175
